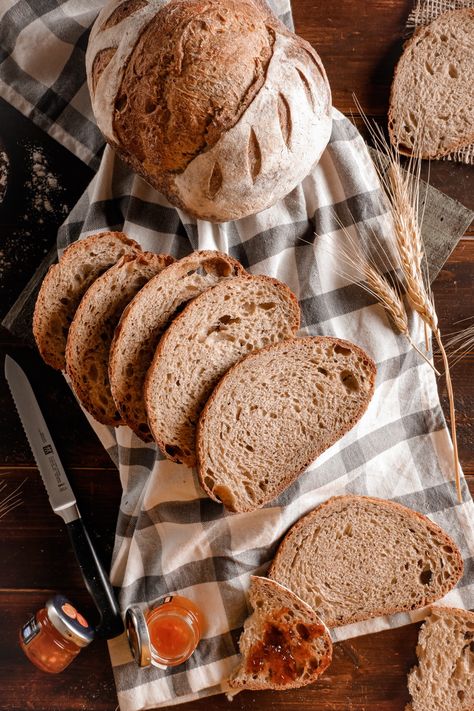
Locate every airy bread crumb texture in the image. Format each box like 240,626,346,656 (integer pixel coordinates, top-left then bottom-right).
407,607,474,711
229,576,332,691
269,496,464,628
197,337,375,512
66,252,173,425
109,250,245,441
33,231,141,370
389,9,474,158
145,274,300,466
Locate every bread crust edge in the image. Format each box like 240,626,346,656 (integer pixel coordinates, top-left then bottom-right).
268,494,465,627
108,250,246,442
196,337,376,512
388,8,474,159
145,274,301,466
33,231,141,371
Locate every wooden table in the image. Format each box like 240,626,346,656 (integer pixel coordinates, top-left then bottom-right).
0,2,472,709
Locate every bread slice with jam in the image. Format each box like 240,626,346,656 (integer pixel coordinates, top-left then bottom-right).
229,576,333,692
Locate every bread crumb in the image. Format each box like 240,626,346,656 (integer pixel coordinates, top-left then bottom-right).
24,145,67,218
0,151,9,202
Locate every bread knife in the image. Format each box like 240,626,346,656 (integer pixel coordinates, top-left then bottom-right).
4,355,124,640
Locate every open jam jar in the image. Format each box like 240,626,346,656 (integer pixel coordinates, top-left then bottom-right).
125,595,205,668
19,595,94,673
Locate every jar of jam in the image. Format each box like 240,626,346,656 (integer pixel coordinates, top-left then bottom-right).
19,595,94,673
125,595,205,668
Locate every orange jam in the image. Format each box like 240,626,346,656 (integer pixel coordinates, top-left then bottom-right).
126,595,205,668
146,595,204,667
19,595,94,673
245,607,329,685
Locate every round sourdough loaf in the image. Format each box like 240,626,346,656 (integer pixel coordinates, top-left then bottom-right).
86,0,332,222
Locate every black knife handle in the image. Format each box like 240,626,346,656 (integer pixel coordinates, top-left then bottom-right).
66,517,124,639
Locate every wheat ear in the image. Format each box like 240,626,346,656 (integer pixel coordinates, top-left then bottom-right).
352,95,461,501
386,162,461,502
362,262,437,370
313,220,439,373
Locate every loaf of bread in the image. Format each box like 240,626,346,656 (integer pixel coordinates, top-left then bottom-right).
406,607,474,711
109,250,245,441
33,231,141,370
228,576,332,692
269,496,464,627
145,274,300,466
85,0,332,222
197,337,376,512
66,252,174,425
389,9,474,158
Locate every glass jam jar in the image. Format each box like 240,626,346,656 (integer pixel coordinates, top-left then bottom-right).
126,595,205,668
19,594,94,673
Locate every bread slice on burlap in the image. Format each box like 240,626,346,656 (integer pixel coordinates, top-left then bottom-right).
388,9,474,158
269,496,464,628
144,274,300,467
197,337,376,512
228,576,332,692
406,606,474,711
109,250,245,442
33,231,141,370
66,252,174,426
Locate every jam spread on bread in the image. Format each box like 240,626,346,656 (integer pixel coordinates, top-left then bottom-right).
245,608,326,684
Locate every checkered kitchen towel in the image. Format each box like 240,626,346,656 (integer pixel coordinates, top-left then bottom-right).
2,1,474,709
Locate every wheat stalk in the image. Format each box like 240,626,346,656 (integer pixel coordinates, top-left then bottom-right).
384,161,461,501
362,262,437,369
443,323,474,367
386,163,438,330
313,218,439,372
349,96,462,501
0,479,24,518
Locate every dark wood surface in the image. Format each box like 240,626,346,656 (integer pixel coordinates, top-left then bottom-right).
0,1,472,710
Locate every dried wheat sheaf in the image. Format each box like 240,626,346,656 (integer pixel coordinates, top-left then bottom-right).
298,105,462,501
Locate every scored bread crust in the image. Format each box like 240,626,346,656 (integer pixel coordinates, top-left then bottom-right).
33,231,141,370
406,606,474,711
269,495,464,628
144,274,300,466
85,0,332,222
66,252,174,426
388,9,474,159
109,250,245,441
229,575,333,691
196,337,376,512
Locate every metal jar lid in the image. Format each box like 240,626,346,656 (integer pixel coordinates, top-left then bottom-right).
125,605,153,668
46,595,94,648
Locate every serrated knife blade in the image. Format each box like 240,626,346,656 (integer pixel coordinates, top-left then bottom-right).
4,354,123,639
4,354,78,521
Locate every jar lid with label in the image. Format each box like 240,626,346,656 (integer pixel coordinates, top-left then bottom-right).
19,594,94,674
45,595,95,647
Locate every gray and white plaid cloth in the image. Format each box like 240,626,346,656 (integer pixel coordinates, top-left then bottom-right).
1,2,473,710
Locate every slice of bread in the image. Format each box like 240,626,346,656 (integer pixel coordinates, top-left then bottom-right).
109,250,245,442
66,252,174,425
197,337,376,512
145,274,300,467
269,495,464,628
33,231,141,370
406,606,474,711
389,9,474,158
228,576,332,692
